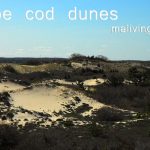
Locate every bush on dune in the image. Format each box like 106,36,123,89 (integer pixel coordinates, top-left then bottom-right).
0,125,19,150
93,107,125,122
4,65,18,74
87,85,150,112
107,73,124,87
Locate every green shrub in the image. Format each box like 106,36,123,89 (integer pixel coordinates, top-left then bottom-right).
88,123,106,137
62,120,74,127
76,80,85,90
0,125,19,150
93,107,125,122
107,73,124,86
4,65,18,74
128,67,148,85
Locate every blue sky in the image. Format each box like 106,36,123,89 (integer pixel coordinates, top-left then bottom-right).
0,0,150,60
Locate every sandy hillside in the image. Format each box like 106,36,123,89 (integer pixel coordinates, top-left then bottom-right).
0,80,106,126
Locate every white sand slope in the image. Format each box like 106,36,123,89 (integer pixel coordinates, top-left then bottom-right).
83,78,105,86
0,80,135,126
0,81,25,92
4,84,104,126
11,85,104,114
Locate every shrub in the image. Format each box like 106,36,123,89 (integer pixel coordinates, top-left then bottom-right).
76,80,85,90
0,125,19,150
4,65,18,74
75,103,92,114
107,73,124,86
70,53,86,60
88,123,106,137
95,55,109,61
93,107,125,122
0,92,11,107
7,112,14,120
62,120,74,127
25,60,42,65
128,67,147,85
87,85,150,111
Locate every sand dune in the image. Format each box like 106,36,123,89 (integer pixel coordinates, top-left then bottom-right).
11,85,104,115
0,81,25,92
0,80,105,125
0,80,136,126
83,78,105,86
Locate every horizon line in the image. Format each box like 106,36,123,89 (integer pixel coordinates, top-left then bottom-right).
0,57,149,62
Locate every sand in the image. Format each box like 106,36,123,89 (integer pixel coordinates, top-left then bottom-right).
11,85,104,114
0,80,136,126
0,81,25,92
83,78,105,86
11,86,67,113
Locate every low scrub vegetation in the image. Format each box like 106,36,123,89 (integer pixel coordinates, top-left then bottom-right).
87,85,150,112
0,121,150,150
0,57,150,149
93,107,126,122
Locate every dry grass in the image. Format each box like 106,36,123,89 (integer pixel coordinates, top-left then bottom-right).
0,63,62,74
